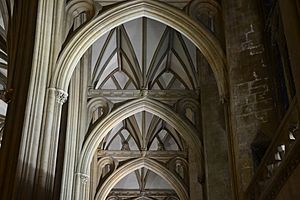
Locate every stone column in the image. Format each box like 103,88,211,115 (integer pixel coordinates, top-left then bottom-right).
0,0,39,199
189,147,204,200
60,13,90,200
34,88,68,199
0,0,65,199
74,172,90,200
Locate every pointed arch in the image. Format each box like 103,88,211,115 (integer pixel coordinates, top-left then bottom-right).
95,157,188,200
51,0,228,98
77,98,202,175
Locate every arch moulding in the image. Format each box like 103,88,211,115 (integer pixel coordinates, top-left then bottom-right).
77,97,202,174
74,97,203,199
96,157,189,200
51,0,228,98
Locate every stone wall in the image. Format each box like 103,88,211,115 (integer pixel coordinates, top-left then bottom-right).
222,0,279,195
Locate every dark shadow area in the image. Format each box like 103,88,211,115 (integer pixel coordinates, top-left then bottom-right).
251,131,271,170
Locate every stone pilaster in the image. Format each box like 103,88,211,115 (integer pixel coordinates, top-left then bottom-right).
60,12,90,200
199,52,233,200
34,88,68,199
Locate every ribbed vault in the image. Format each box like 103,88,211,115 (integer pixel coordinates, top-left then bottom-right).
59,1,225,199
52,0,227,97
0,1,9,147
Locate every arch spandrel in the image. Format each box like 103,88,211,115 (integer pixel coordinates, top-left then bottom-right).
52,0,228,98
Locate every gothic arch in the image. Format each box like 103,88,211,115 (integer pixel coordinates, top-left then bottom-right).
78,98,202,173
95,157,189,200
52,0,228,98
75,98,202,199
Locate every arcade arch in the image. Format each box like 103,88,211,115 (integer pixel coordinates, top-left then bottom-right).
52,1,228,199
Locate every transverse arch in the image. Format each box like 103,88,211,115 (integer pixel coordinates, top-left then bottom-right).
96,157,189,200
52,0,228,97
76,98,202,179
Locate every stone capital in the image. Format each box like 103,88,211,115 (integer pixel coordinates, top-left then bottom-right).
76,172,89,184
55,89,68,104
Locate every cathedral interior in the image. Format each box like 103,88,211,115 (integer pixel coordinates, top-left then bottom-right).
0,0,299,199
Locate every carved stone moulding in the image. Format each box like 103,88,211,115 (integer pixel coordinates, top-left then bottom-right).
95,0,192,9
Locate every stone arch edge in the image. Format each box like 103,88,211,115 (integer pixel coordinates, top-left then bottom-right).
51,0,228,98
95,157,189,200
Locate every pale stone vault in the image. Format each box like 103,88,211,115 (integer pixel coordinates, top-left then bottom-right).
0,0,300,200
54,1,228,199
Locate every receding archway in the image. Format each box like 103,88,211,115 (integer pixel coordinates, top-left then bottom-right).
77,98,202,173
96,157,189,200
51,0,228,97
56,1,227,199
75,98,202,199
